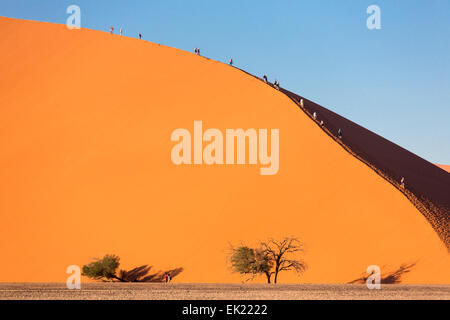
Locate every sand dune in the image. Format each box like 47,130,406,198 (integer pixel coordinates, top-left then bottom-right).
0,17,449,284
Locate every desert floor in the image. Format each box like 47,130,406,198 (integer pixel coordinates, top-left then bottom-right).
0,283,449,300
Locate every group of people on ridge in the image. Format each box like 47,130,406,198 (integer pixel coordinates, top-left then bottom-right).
297,96,406,190
110,26,142,39
310,105,342,139
193,47,234,68
107,26,409,213
262,75,280,89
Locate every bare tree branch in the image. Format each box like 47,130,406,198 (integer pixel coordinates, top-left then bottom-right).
260,237,308,284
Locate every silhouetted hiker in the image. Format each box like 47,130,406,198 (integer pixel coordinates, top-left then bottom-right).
320,120,324,127
110,26,114,34
229,58,233,66
197,48,201,55
263,75,268,83
120,28,123,36
338,128,342,139
164,273,168,283
300,99,304,108
313,112,317,120
139,33,142,39
401,177,405,189
167,273,172,283
194,47,198,54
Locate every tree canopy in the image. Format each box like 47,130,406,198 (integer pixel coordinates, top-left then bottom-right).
230,237,307,284
81,254,183,282
230,246,273,283
82,254,121,281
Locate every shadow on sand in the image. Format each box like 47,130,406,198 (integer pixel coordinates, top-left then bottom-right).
117,266,184,282
348,262,417,284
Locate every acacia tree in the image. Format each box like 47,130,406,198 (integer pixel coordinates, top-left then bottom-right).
82,254,183,282
230,246,273,283
260,237,307,284
82,254,121,281
230,237,307,284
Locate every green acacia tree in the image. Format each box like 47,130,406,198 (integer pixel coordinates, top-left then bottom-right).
230,246,273,283
82,254,121,281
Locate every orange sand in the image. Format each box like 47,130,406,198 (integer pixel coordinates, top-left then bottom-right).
0,17,449,284
436,164,450,173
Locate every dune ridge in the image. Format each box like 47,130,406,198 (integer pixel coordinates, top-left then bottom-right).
279,89,450,249
0,17,449,284
236,69,450,250
436,164,450,173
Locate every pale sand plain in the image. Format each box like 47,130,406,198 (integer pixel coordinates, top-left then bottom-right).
1,283,449,300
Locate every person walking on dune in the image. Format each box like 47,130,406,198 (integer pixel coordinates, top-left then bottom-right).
229,58,233,66
313,112,317,120
263,75,268,83
194,47,198,54
338,128,342,139
139,33,142,40
197,48,201,56
401,177,405,189
110,26,114,34
120,28,123,36
274,80,279,90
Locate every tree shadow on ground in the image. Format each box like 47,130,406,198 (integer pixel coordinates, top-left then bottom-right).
119,266,184,282
348,262,417,284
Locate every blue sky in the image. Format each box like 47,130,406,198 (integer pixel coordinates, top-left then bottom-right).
1,0,449,163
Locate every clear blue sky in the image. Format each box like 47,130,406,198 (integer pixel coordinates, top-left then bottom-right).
1,0,449,164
